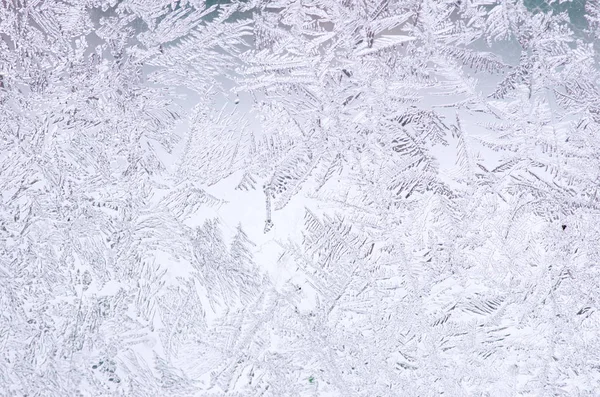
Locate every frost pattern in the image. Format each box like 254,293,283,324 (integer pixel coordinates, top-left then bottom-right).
1,0,600,396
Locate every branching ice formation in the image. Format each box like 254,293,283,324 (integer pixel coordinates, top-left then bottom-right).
1,0,600,395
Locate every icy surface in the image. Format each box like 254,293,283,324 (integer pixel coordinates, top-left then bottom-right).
1,1,600,396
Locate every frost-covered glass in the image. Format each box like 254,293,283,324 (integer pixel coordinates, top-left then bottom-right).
1,0,599,395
